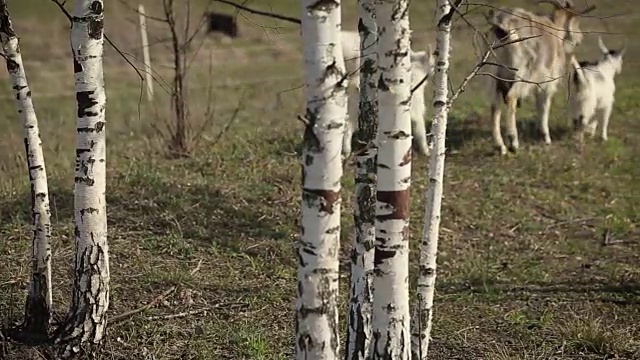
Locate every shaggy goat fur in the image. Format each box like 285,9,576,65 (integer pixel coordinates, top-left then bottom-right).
340,30,434,158
484,0,596,155
569,37,625,142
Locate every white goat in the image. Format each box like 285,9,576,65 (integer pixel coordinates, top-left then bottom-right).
569,37,625,142
340,30,434,158
484,0,596,155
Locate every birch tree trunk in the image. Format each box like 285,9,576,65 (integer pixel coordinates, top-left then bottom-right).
371,0,412,358
345,0,377,358
0,0,53,336
55,0,109,357
411,0,453,358
296,0,347,358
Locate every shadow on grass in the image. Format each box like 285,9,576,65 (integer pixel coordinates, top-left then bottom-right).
435,112,574,155
438,279,640,305
444,112,493,152
0,172,290,255
518,117,572,144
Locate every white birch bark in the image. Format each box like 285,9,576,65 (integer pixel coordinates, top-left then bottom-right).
345,0,377,359
0,0,53,335
371,0,412,358
296,0,347,358
411,0,453,358
55,0,109,357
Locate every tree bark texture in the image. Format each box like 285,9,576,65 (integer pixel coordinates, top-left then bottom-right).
411,0,453,358
54,0,110,357
296,0,348,359
0,0,53,336
345,0,377,359
371,0,412,358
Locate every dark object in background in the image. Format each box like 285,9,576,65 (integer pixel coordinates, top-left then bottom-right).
205,12,239,38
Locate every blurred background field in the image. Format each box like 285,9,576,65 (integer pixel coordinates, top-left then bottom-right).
0,1,639,359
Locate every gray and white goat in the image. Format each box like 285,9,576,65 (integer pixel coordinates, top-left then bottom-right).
484,0,596,155
569,37,626,142
340,30,434,158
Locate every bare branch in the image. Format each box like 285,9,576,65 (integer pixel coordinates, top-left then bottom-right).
49,0,145,85
211,0,301,25
115,0,169,23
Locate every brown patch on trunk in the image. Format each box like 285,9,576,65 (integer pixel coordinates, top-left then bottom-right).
303,189,339,214
399,147,412,166
377,189,410,220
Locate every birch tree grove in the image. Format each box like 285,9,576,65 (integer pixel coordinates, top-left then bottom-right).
371,0,412,357
345,0,377,358
296,0,347,358
0,0,53,336
55,0,110,356
412,0,455,358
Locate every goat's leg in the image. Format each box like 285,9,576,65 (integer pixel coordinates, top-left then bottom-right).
505,96,519,152
535,91,552,145
601,105,613,141
411,116,429,157
587,117,598,137
491,102,507,155
573,111,594,145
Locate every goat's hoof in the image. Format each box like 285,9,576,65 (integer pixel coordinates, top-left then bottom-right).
496,145,508,156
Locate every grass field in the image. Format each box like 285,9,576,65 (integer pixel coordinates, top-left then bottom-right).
1,0,639,359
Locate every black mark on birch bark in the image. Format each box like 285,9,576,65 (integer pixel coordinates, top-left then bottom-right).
76,91,99,118
5,59,18,72
420,265,435,277
377,74,389,91
347,304,368,360
387,130,410,140
308,0,339,12
88,1,104,40
74,176,95,186
373,245,395,270
0,2,16,38
73,58,83,73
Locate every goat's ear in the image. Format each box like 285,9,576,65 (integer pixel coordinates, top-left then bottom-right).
598,36,608,54
411,51,431,68
620,38,627,57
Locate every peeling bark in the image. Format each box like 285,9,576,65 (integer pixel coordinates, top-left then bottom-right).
411,0,454,358
296,0,347,358
54,0,109,358
0,0,53,337
371,0,412,358
345,1,377,359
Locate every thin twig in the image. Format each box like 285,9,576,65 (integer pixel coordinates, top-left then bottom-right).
146,308,209,320
211,0,301,25
206,89,247,148
109,286,177,324
190,259,203,275
145,302,246,320
116,0,169,22
544,217,596,231
49,0,145,85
